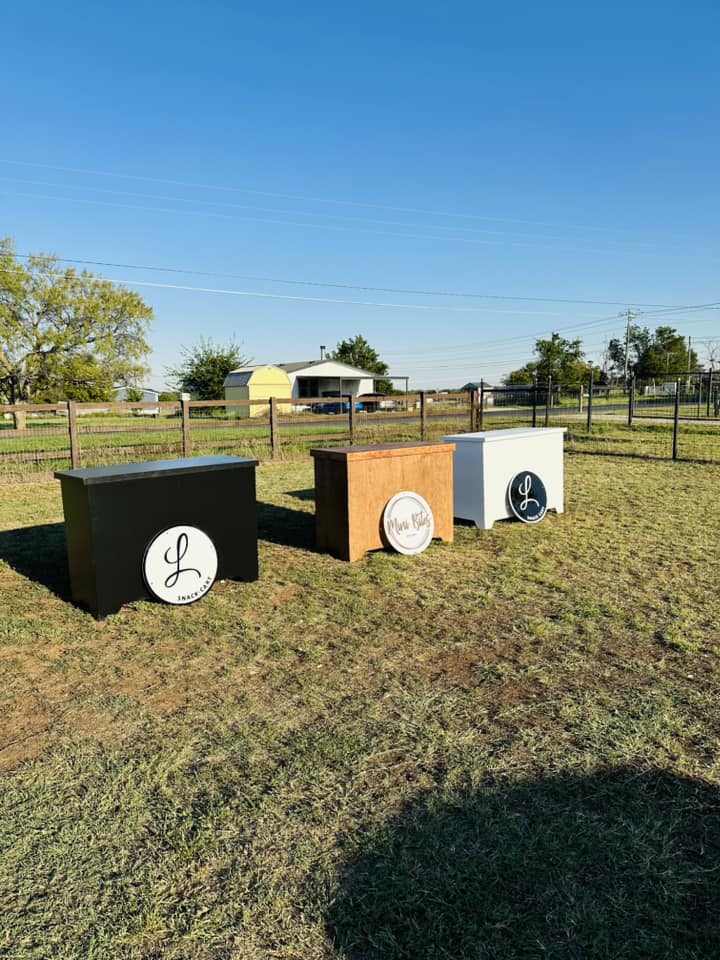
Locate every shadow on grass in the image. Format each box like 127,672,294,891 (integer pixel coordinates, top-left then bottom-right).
328,768,720,959
286,488,316,502
0,522,71,600
256,501,315,550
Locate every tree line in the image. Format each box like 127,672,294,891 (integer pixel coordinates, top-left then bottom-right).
504,327,699,388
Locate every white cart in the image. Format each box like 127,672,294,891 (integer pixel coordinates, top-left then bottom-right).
441,428,566,529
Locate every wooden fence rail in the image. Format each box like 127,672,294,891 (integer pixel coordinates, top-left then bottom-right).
0,392,476,475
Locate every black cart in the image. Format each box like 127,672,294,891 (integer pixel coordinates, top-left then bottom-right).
55,456,258,618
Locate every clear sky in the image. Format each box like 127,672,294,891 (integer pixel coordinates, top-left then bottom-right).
2,0,718,390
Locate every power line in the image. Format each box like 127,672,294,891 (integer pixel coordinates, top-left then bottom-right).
0,176,665,249
10,252,693,310
3,257,717,361
2,188,684,256
0,261,609,318
0,157,688,237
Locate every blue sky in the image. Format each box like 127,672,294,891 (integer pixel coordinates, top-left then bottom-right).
2,0,719,389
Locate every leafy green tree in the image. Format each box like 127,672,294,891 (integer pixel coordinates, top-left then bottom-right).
330,335,392,393
0,237,152,403
504,333,597,387
168,337,249,399
607,325,698,381
33,354,117,402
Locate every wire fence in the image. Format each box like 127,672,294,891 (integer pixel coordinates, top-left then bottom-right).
478,373,720,463
2,377,720,483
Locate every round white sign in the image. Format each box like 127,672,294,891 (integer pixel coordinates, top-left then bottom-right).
143,525,218,605
382,491,435,555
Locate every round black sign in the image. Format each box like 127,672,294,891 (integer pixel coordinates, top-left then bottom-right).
507,471,548,524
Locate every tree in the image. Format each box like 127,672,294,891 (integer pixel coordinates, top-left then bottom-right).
0,237,152,403
330,335,392,393
33,353,117,402
607,325,698,381
168,337,249,399
504,333,597,387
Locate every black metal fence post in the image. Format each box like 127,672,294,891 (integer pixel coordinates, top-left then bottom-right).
697,373,702,418
586,370,594,433
627,376,635,427
532,377,538,428
707,369,713,418
419,390,426,440
673,378,681,460
478,382,484,431
544,377,551,428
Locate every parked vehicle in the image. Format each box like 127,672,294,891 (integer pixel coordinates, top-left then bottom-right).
312,400,364,414
358,393,398,412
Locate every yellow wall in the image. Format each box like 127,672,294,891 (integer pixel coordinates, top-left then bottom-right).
225,366,292,418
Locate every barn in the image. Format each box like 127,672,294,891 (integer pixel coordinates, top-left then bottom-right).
223,365,293,418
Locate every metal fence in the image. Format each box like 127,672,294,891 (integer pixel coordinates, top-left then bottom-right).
3,379,720,483
478,374,720,463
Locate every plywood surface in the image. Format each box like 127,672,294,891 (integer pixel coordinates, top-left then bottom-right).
313,444,455,561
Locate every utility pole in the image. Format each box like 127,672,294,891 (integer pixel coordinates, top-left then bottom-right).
623,309,635,379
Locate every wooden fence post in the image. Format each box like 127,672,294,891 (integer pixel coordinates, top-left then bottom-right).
419,391,426,440
12,406,26,431
270,396,280,457
347,395,355,444
469,388,478,433
181,399,192,457
68,401,80,468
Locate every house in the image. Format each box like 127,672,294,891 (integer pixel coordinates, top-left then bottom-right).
114,386,160,416
115,387,160,403
223,365,293,417
276,360,376,400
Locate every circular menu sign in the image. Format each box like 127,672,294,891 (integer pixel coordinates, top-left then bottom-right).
508,471,548,524
143,525,218,604
382,491,435,555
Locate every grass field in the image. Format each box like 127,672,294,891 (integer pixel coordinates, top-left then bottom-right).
1,454,720,958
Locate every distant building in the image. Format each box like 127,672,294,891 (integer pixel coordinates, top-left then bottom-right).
223,364,292,417
277,359,376,400
114,386,160,403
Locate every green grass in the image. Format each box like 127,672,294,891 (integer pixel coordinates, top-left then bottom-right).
1,453,719,957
